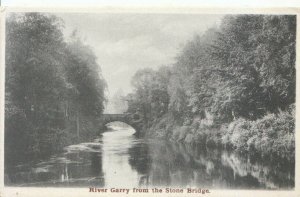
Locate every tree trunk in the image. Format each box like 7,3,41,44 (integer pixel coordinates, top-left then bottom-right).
76,109,80,140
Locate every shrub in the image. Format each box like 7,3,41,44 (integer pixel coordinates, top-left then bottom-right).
221,105,295,159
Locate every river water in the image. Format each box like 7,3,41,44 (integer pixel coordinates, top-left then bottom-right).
5,123,294,189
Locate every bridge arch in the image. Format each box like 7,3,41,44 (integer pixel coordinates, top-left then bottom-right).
100,113,142,135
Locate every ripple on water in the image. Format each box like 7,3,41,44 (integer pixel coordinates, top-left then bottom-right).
32,165,52,173
64,142,102,154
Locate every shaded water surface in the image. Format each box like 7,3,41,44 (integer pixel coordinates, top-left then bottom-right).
5,124,294,189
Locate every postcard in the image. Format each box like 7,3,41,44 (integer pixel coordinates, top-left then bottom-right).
0,7,299,197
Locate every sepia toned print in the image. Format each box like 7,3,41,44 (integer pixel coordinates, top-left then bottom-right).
4,12,295,190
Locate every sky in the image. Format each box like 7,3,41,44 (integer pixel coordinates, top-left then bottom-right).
55,13,223,112
57,13,222,93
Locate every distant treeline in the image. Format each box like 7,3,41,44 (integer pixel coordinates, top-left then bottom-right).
126,15,295,159
5,13,106,165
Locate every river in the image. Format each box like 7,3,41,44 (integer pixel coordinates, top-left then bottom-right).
5,123,294,189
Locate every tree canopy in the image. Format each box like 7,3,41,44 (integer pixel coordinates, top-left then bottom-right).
5,13,107,163
127,15,296,126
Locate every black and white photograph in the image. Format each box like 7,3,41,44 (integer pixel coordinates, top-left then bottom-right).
2,10,297,194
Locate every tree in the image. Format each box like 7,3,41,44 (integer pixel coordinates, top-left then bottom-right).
209,15,296,120
65,38,107,117
127,66,171,126
5,13,107,164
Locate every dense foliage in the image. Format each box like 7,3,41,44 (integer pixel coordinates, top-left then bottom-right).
5,13,107,165
126,15,296,159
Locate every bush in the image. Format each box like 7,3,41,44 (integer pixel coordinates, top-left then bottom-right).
176,126,191,142
146,114,177,139
146,105,294,160
221,105,295,159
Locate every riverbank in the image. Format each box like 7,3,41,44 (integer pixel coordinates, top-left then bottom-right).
145,104,295,160
4,113,101,167
5,124,294,188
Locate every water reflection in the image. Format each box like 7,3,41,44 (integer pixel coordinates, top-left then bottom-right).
128,142,152,186
101,125,139,187
141,142,294,189
5,123,294,189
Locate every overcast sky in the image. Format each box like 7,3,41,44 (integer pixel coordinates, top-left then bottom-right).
55,13,223,111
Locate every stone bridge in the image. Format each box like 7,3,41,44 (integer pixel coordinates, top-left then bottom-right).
99,113,143,135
